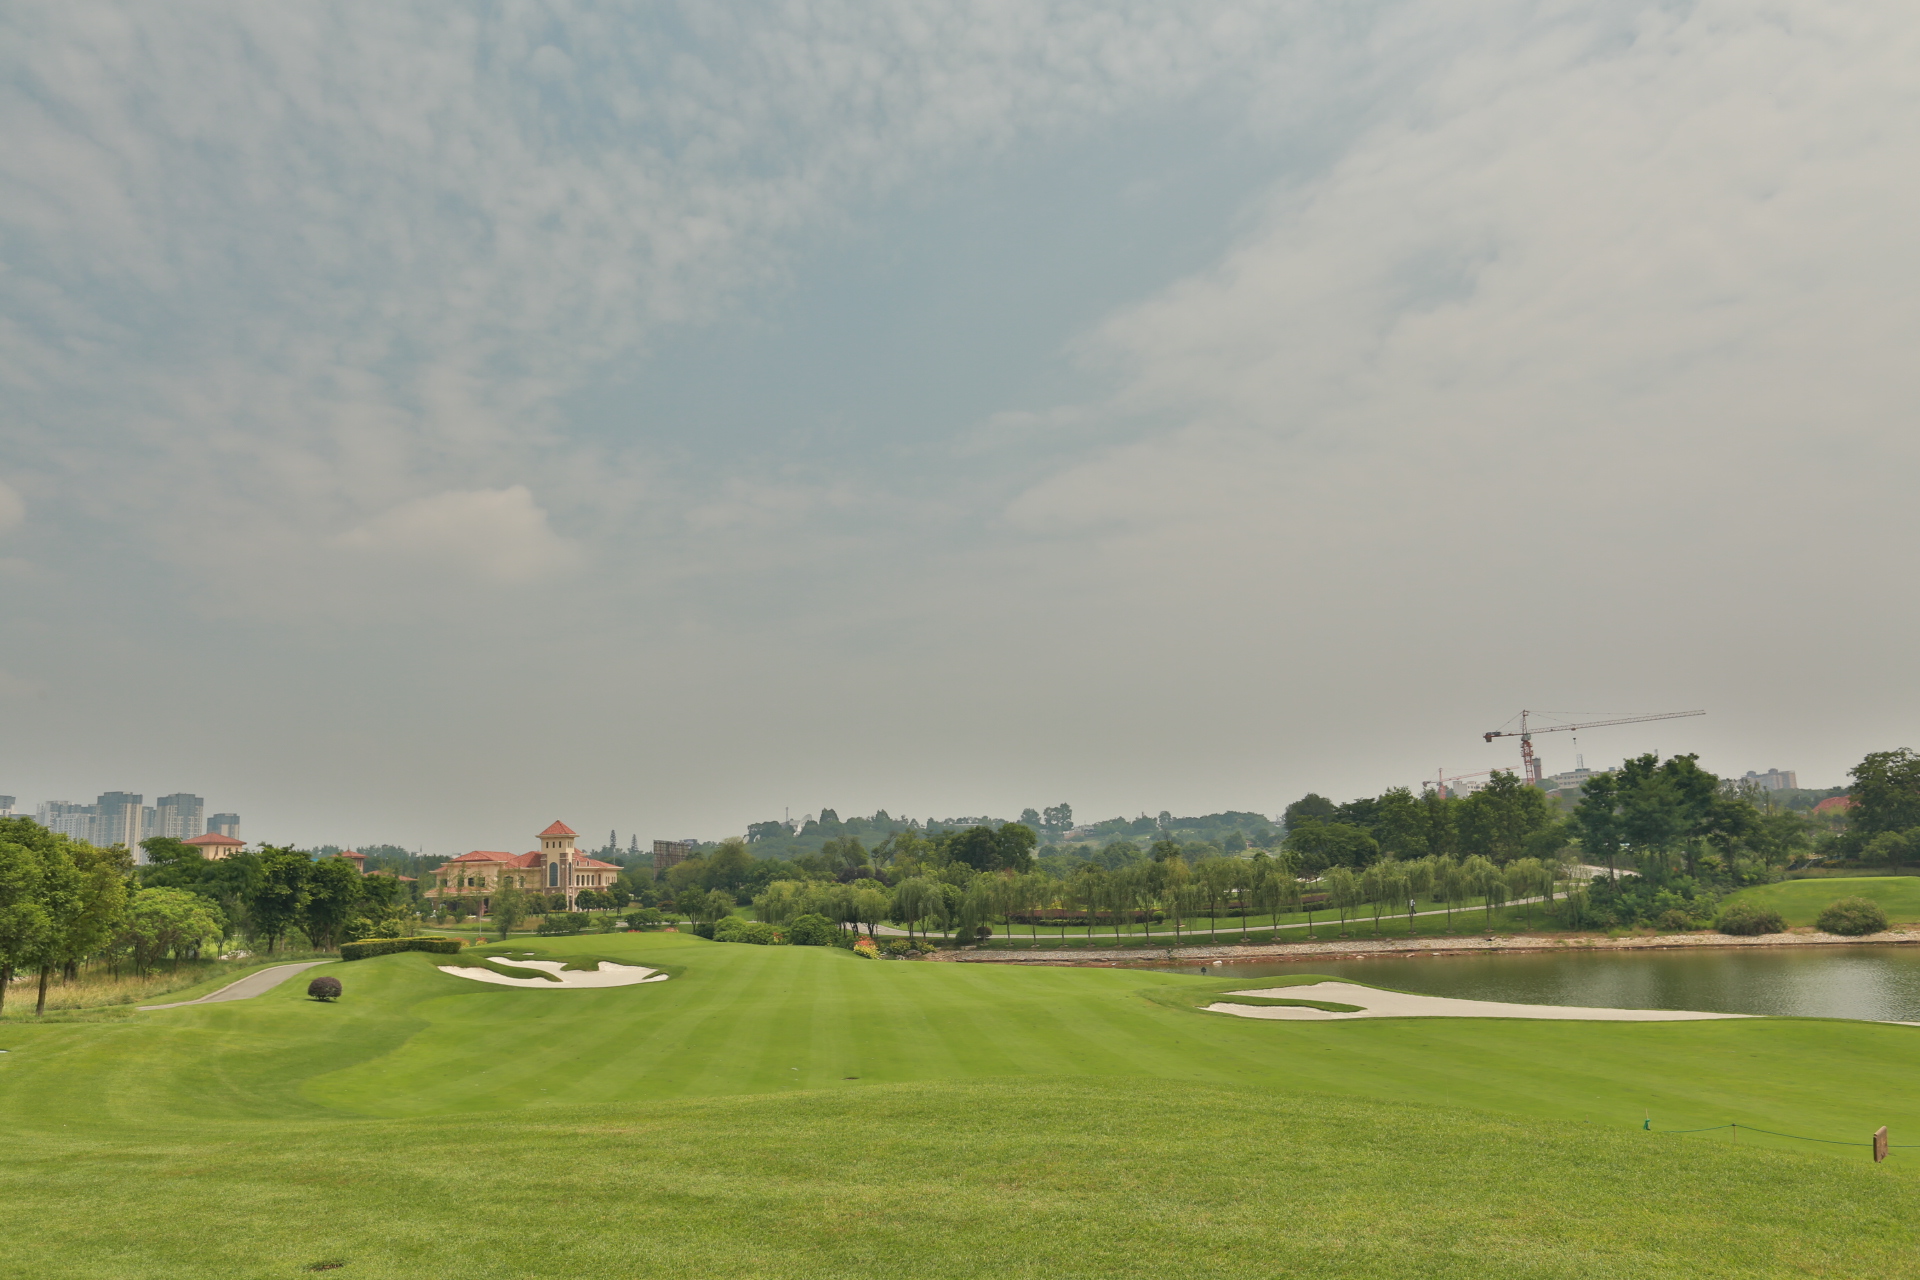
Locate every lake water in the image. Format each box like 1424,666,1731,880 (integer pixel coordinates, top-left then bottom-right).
1148,946,1920,1022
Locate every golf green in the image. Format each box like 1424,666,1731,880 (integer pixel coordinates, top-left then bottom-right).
4,932,1918,1278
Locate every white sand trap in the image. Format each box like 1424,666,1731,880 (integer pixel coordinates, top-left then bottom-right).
438,959,669,988
1206,981,1751,1022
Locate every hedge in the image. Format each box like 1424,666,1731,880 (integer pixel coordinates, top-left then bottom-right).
340,937,463,961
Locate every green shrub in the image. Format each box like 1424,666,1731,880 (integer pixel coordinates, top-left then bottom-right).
537,913,589,936
1654,910,1696,933
340,937,462,961
713,918,783,945
623,908,667,930
1715,902,1786,936
883,940,912,957
307,976,342,1000
1816,897,1889,936
787,914,839,947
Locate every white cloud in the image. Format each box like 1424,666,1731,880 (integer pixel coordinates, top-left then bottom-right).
336,487,580,585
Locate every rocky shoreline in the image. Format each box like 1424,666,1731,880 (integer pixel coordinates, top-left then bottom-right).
939,926,1920,966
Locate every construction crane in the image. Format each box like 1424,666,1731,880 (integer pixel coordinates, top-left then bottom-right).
1422,767,1493,798
1483,709,1706,785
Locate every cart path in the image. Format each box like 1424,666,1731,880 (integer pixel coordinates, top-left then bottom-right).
140,961,334,1010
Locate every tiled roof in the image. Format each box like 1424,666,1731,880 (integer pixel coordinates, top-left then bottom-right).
540,820,577,837
575,855,620,870
446,849,518,864
185,833,244,847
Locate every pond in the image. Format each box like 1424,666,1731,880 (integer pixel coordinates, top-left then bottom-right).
1148,946,1920,1022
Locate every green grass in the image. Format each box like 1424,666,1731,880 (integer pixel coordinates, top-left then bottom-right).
1719,876,1920,928
4,931,1920,1277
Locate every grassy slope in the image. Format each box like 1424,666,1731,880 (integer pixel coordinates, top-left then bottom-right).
1721,876,1920,927
4,933,1920,1278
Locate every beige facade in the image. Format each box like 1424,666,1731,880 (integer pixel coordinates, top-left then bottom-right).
430,821,619,912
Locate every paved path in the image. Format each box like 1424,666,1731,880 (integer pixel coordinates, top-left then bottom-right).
140,960,333,1010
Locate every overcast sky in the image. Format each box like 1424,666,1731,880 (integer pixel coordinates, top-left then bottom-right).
2,1,1915,853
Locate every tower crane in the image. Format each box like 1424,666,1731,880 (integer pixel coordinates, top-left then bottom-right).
1483,709,1706,785
1422,767,1493,798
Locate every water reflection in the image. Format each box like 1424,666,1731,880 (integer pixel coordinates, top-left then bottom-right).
1149,946,1920,1021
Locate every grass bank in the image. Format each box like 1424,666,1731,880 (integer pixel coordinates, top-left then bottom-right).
1720,876,1920,928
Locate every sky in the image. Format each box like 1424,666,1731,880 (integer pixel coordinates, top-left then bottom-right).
2,1,1916,853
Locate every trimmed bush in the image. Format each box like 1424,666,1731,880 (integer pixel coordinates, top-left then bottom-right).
307,976,342,1001
537,913,589,936
787,913,838,947
1715,903,1786,936
340,937,462,961
1817,897,1889,937
713,918,783,945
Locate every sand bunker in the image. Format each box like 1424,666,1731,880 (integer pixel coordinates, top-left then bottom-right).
438,958,669,989
1206,981,1750,1022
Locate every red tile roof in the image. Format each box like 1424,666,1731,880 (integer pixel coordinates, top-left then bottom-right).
540,820,577,837
446,849,519,864
185,833,244,848
575,856,620,870
1812,796,1854,814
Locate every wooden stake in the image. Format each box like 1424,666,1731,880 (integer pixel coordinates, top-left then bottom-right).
1874,1126,1889,1163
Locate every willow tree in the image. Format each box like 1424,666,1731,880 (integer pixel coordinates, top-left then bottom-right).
1324,866,1360,936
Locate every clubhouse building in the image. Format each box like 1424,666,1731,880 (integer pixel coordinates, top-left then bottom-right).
428,821,620,913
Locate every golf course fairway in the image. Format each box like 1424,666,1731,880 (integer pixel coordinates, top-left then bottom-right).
6,931,1919,1278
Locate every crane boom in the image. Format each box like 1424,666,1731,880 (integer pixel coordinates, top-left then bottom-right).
1481,709,1705,784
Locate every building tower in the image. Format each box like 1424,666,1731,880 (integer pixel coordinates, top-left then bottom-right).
538,820,579,908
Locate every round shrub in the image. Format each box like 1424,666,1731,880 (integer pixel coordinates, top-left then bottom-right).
307,975,342,1001
1817,897,1889,936
786,913,839,947
1654,909,1696,934
1715,902,1786,936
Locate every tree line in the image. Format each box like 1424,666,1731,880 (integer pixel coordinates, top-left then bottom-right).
0,823,417,1016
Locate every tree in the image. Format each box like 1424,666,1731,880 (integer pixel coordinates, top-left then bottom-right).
492,878,530,939
1462,856,1500,928
1324,866,1360,936
1195,858,1237,942
994,823,1038,874
1456,771,1551,864
1284,822,1377,872
852,886,889,939
0,828,52,1018
248,847,311,953
889,878,942,944
301,856,366,952
1260,862,1300,931
1284,794,1338,831
49,840,131,985
1569,772,1624,880
1042,803,1073,830
119,887,225,974
1373,789,1426,860
1849,749,1920,839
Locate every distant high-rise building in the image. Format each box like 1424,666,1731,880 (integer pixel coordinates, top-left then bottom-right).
93,792,145,855
35,801,93,840
154,793,205,840
1742,769,1798,792
0,795,14,816
207,813,241,838
652,839,695,880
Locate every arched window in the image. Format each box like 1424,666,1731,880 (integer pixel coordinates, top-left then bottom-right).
548,861,558,888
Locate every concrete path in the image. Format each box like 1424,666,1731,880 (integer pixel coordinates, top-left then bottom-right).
140,960,333,1010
